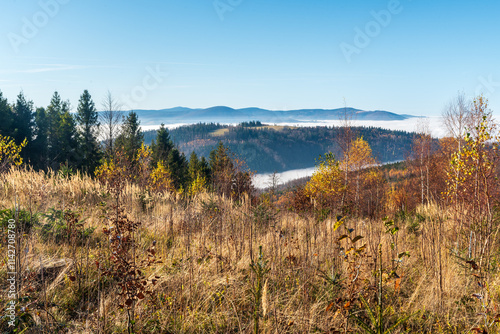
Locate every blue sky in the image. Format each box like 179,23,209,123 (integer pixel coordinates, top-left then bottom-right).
1,0,499,116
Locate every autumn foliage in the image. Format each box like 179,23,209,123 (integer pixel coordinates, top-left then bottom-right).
0,134,27,173
302,137,384,218
4,95,500,333
304,152,345,212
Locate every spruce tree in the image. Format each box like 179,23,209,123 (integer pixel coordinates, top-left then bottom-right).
210,142,233,173
45,92,78,170
57,108,80,170
187,152,211,186
46,92,64,168
188,151,200,182
199,156,211,184
207,142,252,198
167,148,188,190
151,123,174,166
12,92,35,162
209,142,234,196
0,91,14,138
115,111,144,165
32,107,49,170
76,90,101,173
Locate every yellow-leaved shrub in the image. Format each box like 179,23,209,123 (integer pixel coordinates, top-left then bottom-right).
0,135,27,173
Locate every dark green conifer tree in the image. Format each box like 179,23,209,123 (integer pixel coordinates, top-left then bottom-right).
0,90,14,138
57,108,80,170
209,142,233,196
167,148,188,190
208,141,253,199
115,111,144,165
12,92,35,162
76,90,101,173
187,151,211,187
151,123,174,166
46,92,65,169
32,107,49,170
188,151,200,183
199,156,211,184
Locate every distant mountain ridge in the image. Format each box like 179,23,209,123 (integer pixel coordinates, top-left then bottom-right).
130,106,414,125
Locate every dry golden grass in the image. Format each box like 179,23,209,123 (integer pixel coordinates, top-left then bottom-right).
209,125,297,137
210,128,230,137
0,167,498,333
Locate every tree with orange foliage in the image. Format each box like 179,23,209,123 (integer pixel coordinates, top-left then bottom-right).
430,137,456,203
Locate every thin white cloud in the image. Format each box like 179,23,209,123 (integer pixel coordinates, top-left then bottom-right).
15,64,87,74
164,85,195,88
153,61,221,66
0,64,88,74
15,56,107,63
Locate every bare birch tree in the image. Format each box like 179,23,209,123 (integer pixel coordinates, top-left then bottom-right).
442,91,470,153
100,91,123,159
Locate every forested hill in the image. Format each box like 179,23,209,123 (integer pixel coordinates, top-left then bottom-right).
144,123,418,173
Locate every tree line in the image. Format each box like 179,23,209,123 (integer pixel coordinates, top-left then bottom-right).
0,90,253,198
0,90,104,172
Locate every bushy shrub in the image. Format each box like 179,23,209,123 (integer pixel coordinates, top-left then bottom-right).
39,208,94,244
0,207,39,233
